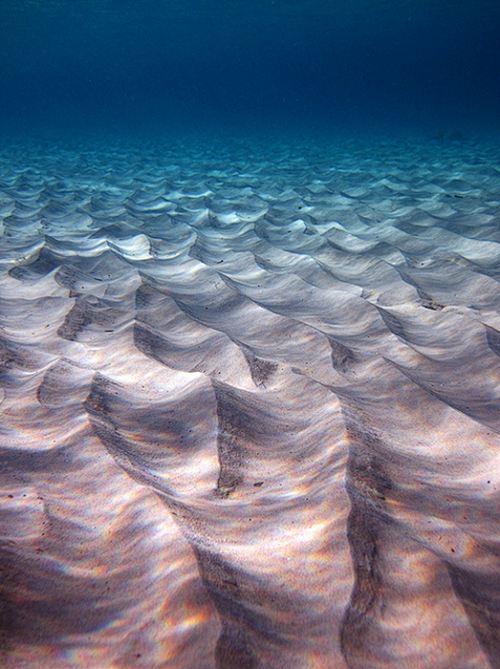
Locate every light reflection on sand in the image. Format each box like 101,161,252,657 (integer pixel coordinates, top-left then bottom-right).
1,135,500,667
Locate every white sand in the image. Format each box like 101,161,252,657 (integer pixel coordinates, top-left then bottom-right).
0,134,499,668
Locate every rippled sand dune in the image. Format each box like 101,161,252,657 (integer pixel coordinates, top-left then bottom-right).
1,135,500,668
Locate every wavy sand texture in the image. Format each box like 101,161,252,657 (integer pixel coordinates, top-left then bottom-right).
1,136,500,668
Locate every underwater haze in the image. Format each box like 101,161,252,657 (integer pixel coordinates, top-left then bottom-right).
2,2,500,669
1,0,500,136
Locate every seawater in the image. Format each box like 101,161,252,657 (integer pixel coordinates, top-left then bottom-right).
1,2,500,669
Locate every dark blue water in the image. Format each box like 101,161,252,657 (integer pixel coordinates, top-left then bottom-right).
1,0,499,140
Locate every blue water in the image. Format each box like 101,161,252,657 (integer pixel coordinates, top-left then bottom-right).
1,0,499,140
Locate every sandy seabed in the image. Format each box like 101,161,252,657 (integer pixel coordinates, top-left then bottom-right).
1,133,500,669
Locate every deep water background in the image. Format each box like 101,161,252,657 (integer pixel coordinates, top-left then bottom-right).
0,0,499,140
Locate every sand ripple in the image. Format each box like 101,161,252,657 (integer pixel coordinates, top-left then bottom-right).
1,135,500,668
